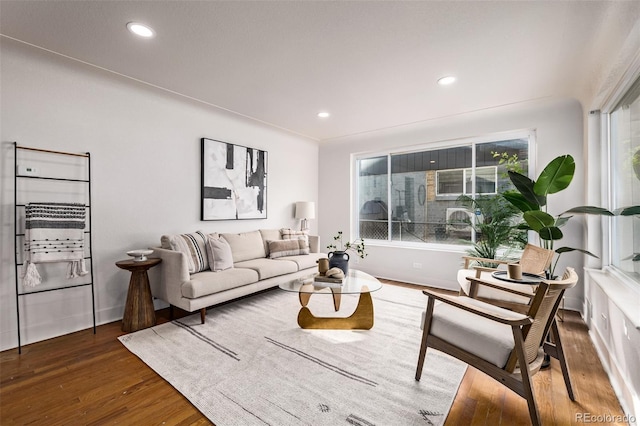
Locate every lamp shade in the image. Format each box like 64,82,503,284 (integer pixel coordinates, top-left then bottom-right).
295,201,315,219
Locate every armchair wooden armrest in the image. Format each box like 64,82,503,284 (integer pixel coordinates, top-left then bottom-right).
422,289,533,326
462,255,516,269
473,265,499,275
467,277,535,299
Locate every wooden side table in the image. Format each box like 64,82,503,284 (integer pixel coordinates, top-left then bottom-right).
116,258,162,332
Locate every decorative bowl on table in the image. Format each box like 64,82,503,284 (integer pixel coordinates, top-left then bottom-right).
126,249,153,262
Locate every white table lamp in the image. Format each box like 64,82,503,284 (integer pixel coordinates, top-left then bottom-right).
295,201,315,231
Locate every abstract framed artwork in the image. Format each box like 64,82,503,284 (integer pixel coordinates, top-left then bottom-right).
201,138,268,220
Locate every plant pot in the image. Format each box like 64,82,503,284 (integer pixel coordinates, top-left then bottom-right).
328,251,350,275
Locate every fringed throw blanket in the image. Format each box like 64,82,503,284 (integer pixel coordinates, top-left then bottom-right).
23,202,88,287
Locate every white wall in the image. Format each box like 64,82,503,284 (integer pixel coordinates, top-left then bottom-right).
319,97,586,310
0,38,319,351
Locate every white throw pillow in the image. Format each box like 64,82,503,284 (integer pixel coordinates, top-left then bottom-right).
206,236,234,272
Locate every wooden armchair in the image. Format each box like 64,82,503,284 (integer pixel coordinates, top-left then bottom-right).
416,268,578,426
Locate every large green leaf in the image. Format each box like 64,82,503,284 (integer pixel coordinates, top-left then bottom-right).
562,206,614,216
556,246,599,258
533,155,575,196
523,210,555,231
502,191,539,212
508,171,546,207
539,226,563,240
615,206,640,216
555,216,571,228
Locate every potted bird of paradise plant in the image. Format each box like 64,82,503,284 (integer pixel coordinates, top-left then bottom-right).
503,154,614,278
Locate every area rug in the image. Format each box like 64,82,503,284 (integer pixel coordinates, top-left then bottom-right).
119,284,467,426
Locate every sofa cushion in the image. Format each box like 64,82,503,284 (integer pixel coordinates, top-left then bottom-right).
182,268,259,299
206,236,234,272
268,239,309,259
259,229,282,256
161,231,211,273
234,258,298,280
275,252,325,270
221,231,266,262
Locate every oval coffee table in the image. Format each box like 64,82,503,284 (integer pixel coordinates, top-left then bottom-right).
279,269,382,330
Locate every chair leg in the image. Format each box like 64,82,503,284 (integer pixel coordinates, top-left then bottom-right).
522,369,542,426
200,308,206,324
415,298,435,381
548,320,575,400
513,326,542,426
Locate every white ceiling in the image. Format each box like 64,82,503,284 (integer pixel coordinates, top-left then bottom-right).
1,1,638,141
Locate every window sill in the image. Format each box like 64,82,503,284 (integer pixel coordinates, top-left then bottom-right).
365,239,470,253
585,267,640,329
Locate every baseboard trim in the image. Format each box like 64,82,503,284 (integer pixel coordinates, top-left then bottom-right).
0,305,126,352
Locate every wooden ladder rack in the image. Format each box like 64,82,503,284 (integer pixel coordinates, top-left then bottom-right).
13,142,96,353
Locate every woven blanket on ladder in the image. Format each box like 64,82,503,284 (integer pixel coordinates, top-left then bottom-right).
23,202,88,287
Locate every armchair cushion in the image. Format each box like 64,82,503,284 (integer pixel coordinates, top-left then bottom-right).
429,296,527,368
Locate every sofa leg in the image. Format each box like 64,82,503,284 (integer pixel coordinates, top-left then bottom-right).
169,304,174,320
200,308,206,324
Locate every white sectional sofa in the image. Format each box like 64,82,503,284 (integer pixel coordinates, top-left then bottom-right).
150,228,325,323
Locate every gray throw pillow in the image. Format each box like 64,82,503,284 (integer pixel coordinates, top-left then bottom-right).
206,236,234,272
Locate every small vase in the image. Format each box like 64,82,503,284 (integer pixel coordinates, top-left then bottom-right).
328,251,350,276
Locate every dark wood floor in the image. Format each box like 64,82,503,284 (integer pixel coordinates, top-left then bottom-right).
0,282,627,425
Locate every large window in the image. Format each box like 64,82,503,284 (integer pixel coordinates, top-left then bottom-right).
609,76,640,278
356,136,530,245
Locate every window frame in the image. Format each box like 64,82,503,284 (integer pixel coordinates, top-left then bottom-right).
601,72,640,284
352,130,536,250
435,165,498,197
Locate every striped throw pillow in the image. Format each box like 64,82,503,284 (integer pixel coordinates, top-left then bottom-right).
163,231,209,273
268,239,310,259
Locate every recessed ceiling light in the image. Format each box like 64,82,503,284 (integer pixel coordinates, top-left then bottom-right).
437,76,456,86
430,160,436,164
127,22,155,38
317,112,330,118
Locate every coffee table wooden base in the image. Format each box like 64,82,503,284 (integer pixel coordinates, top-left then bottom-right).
298,283,342,311
297,287,374,330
